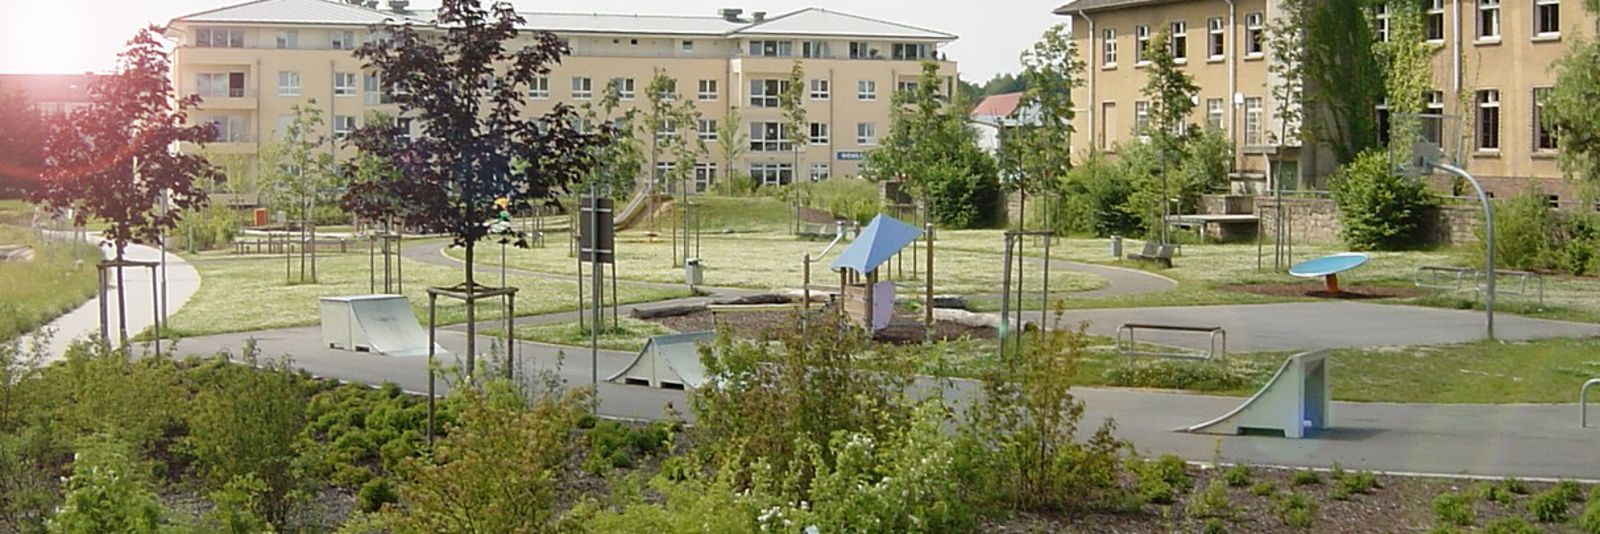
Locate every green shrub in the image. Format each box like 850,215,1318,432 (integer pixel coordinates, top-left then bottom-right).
1222,464,1252,487
1337,470,1378,496
1058,150,1139,237
1580,499,1600,533
1273,492,1317,529
1251,481,1278,497
795,179,881,225
1502,477,1531,495
1202,518,1227,534
356,478,397,513
1480,482,1517,505
175,203,242,251
1330,148,1438,250
582,420,672,474
1553,480,1584,502
48,437,163,534
1187,480,1234,520
1531,488,1572,523
1102,360,1252,392
1434,492,1475,526
1290,469,1321,486
1483,516,1540,534
1479,190,1558,271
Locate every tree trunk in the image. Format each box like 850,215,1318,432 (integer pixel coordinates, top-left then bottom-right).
464,241,476,378
115,243,128,349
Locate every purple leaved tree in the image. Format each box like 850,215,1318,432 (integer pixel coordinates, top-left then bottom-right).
347,0,606,375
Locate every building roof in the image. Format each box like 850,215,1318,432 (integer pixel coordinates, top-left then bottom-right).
172,0,405,25
169,1,956,41
733,8,956,40
1053,0,1165,15
0,74,99,103
971,92,1024,119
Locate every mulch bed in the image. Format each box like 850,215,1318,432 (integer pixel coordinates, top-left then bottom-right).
1223,282,1425,300
645,308,995,345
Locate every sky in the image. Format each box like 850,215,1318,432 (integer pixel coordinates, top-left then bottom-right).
0,0,1066,83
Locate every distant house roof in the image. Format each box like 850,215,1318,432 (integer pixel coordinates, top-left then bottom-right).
971,92,1024,120
0,74,99,104
172,0,404,25
168,0,956,41
1053,0,1166,15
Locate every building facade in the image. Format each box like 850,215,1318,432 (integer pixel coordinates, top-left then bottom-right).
164,0,958,192
1055,0,1595,201
0,73,99,116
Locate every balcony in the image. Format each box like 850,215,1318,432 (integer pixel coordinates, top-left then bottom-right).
191,88,258,110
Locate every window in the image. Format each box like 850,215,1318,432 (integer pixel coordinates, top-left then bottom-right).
1427,0,1446,40
857,80,877,101
653,161,672,183
1476,89,1500,151
1534,87,1557,150
656,119,678,142
1170,22,1188,61
750,122,792,151
205,115,248,142
891,43,929,60
1134,101,1151,137
804,41,831,58
1135,25,1151,63
1535,0,1560,36
856,122,877,145
750,79,788,107
277,71,301,97
657,78,678,100
274,114,293,140
809,79,830,100
331,30,355,50
751,163,793,186
682,40,695,51
1208,18,1225,59
1375,3,1391,42
572,77,592,99
1479,0,1501,39
809,122,830,144
1102,29,1118,66
530,76,550,99
1245,13,1265,56
810,163,830,181
896,80,918,95
849,41,874,59
1207,98,1224,130
1245,97,1264,146
333,115,356,140
364,74,395,105
196,28,243,48
1376,98,1392,145
334,73,357,96
697,79,718,101
276,30,298,49
749,40,793,57
197,72,245,98
698,119,718,142
610,77,635,100
694,163,716,192
1423,90,1445,143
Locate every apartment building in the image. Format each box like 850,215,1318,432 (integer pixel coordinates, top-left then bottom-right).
1055,0,1595,199
164,0,958,192
0,73,100,116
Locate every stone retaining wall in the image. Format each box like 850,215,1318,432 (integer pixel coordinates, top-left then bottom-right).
1254,197,1481,246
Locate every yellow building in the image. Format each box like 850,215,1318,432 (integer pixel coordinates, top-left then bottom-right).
1055,0,1595,200
164,0,958,191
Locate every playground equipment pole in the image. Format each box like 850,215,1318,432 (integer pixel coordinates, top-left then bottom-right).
1434,162,1495,340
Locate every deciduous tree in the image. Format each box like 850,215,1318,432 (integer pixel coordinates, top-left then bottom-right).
1545,12,1600,195
0,89,46,197
999,23,1084,231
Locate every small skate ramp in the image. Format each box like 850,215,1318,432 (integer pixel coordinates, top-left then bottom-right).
607,331,714,390
1181,350,1330,439
319,295,446,357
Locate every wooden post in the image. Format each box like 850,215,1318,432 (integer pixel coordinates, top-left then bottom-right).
803,253,811,311
924,223,933,328
864,269,876,332
426,292,436,448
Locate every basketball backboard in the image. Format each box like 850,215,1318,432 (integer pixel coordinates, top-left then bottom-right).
1391,112,1464,177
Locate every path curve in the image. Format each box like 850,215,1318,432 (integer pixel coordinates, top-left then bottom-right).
25,233,200,361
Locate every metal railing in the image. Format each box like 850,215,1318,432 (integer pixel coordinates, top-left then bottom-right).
1116,323,1227,361
1582,378,1600,427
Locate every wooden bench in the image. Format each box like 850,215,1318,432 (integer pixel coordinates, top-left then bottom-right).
1116,322,1227,360
1127,242,1176,268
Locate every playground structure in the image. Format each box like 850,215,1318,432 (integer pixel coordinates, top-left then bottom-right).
828,214,933,333
1288,252,1370,294
1183,350,1330,439
317,294,443,357
607,331,715,390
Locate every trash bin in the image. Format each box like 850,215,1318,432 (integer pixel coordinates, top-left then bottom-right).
685,258,703,286
1110,235,1123,258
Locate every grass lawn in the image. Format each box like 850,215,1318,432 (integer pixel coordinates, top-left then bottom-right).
161,251,690,338
0,225,99,340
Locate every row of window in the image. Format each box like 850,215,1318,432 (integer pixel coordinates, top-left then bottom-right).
746,121,876,150
1100,13,1266,67
1471,88,1558,152
196,28,363,50
1374,0,1562,43
1125,96,1265,145
650,162,835,189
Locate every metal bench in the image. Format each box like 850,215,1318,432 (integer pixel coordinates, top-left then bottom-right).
1127,242,1176,268
1413,265,1475,291
1474,269,1544,307
1116,323,1227,360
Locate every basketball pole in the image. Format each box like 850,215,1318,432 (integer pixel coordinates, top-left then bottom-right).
1432,161,1495,340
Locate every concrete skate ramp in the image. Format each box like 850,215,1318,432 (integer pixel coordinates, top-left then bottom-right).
319,295,446,358
1182,350,1330,439
607,331,714,390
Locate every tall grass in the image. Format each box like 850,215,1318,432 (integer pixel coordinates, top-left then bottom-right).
0,226,99,340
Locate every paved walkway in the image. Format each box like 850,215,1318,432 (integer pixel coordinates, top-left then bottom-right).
25,235,200,361
167,324,1600,479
